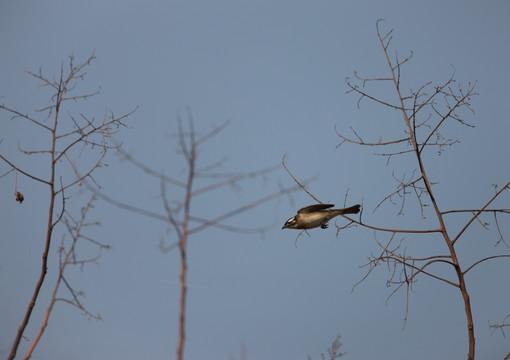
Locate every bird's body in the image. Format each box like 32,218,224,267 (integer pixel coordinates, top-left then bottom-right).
282,204,360,230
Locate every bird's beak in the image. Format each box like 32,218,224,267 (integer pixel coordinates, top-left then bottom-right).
281,225,286,230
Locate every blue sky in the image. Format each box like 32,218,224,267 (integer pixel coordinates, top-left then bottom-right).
1,1,509,359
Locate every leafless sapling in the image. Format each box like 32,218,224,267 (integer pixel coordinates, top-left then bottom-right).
335,19,510,360
88,110,304,360
0,52,135,360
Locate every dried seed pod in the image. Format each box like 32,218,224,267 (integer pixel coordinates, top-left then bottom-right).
15,192,24,204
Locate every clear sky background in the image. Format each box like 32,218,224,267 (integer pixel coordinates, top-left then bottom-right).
1,1,509,359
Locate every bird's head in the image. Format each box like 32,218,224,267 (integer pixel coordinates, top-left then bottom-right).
282,216,297,229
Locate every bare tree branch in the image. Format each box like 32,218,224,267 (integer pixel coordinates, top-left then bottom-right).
91,115,302,360
2,52,133,360
453,181,510,245
489,314,510,339
282,153,322,204
336,19,508,360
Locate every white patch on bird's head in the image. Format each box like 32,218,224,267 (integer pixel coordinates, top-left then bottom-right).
282,216,297,229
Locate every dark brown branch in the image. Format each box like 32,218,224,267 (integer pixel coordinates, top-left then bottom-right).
493,211,509,248
463,255,510,275
0,104,52,132
0,155,51,185
345,78,406,111
345,214,441,234
489,314,510,339
383,256,458,287
353,232,397,291
334,124,410,148
442,208,510,215
419,84,476,154
53,107,135,163
59,150,107,195
372,172,424,215
281,153,322,204
453,181,510,245
35,89,101,112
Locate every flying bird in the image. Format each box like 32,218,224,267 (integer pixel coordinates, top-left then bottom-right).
282,204,360,230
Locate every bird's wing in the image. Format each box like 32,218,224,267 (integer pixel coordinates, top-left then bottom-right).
297,204,335,214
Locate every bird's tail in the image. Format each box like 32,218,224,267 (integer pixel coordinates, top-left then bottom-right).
339,204,361,214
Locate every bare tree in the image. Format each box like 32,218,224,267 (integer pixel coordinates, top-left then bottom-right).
0,52,134,359
88,110,303,360
333,19,509,360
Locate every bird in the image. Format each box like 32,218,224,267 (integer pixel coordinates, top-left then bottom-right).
282,203,360,230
